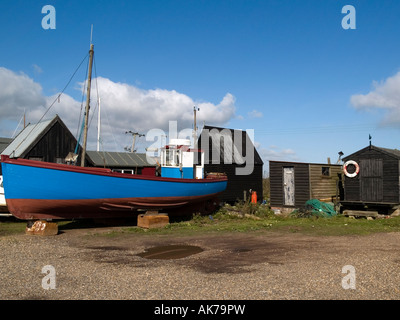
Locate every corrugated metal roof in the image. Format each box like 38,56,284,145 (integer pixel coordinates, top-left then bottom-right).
87,151,156,168
1,118,54,158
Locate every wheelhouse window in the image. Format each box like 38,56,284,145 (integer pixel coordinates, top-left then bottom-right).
165,149,179,166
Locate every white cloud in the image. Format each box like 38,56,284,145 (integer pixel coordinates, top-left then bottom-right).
260,145,298,162
0,67,46,121
259,145,298,167
92,77,235,132
247,109,263,118
77,77,236,150
32,64,43,75
257,145,299,176
0,68,237,151
350,71,400,126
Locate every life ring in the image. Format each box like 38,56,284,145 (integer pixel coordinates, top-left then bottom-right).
343,160,359,178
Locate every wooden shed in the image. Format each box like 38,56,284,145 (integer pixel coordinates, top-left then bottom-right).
1,115,83,164
269,160,342,210
341,145,400,214
197,125,264,204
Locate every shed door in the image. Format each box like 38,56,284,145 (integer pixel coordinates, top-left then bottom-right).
283,167,295,206
360,159,383,202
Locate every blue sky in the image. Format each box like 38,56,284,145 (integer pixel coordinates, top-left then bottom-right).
1,0,400,172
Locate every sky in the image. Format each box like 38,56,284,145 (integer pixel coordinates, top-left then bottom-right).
1,0,400,174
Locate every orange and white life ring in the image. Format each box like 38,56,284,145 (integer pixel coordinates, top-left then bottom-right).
343,160,359,178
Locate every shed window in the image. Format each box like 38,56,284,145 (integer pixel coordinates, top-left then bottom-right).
322,167,330,176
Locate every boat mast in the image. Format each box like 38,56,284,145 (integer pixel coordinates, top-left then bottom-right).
80,43,94,167
97,97,101,152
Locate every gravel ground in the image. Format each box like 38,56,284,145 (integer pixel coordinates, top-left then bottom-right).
1,227,400,300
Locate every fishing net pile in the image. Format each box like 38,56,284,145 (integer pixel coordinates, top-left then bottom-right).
292,199,337,218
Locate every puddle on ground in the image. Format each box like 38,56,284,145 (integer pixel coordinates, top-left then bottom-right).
137,245,204,260
231,248,251,253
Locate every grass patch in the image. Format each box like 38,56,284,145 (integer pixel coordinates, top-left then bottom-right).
0,218,95,237
2,202,400,237
271,214,400,236
0,217,26,236
105,203,400,237
120,202,400,237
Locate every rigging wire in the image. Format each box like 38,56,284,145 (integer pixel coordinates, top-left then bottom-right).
39,53,89,126
75,55,89,139
102,99,120,151
78,51,110,168
11,112,26,138
88,53,99,134
86,53,105,165
9,53,89,157
74,56,90,155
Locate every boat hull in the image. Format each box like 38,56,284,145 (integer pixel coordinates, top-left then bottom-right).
0,176,8,212
1,156,227,220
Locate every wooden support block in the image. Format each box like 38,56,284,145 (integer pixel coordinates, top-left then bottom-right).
26,220,58,236
137,213,169,229
343,210,378,218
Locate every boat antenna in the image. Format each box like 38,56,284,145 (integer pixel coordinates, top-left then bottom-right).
80,42,94,167
90,24,93,44
193,106,199,148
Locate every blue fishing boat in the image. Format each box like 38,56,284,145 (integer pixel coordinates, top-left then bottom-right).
0,153,227,220
0,44,227,220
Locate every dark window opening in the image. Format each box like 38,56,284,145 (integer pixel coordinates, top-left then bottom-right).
322,167,330,176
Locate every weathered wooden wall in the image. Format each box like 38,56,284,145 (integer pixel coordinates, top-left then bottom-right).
199,125,264,204
309,164,342,201
205,163,263,203
343,146,400,204
269,161,310,207
25,121,77,163
270,161,342,208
